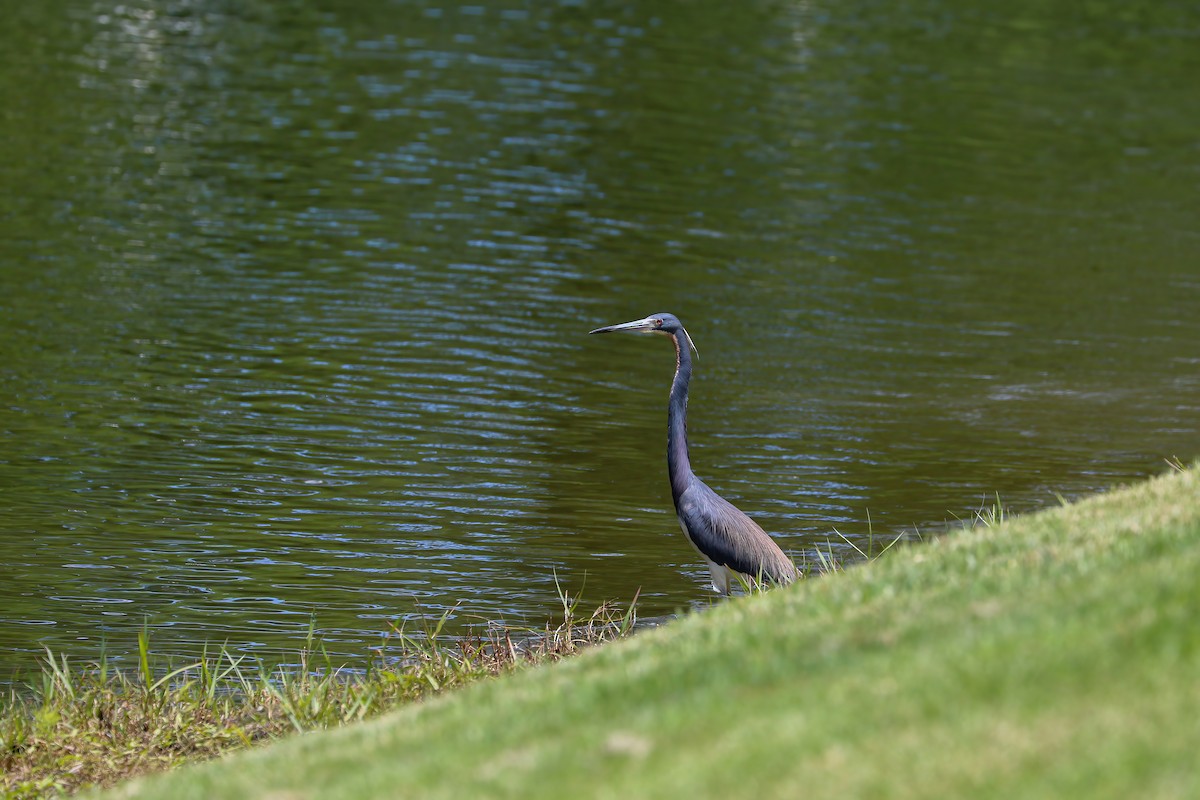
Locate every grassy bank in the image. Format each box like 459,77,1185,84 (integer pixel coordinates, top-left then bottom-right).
96,464,1199,799
1,599,636,799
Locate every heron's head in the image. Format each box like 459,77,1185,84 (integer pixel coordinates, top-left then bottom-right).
588,312,697,357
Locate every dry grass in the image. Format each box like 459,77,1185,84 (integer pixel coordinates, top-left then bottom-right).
1,594,638,799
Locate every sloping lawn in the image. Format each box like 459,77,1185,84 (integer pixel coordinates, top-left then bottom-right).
103,466,1199,800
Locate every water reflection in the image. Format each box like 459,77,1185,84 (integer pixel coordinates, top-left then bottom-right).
0,0,1196,675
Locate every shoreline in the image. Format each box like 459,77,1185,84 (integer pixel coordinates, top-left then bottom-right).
106,463,1199,799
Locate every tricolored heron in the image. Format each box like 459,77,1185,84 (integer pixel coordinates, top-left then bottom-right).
589,313,797,594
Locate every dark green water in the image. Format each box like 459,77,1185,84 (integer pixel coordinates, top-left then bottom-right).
1,0,1197,674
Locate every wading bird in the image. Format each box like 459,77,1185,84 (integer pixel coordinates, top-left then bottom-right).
589,313,797,594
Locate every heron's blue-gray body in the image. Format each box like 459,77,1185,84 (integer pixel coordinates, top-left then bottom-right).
590,313,797,594
665,328,797,593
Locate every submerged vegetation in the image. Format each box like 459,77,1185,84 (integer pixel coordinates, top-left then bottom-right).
0,593,638,799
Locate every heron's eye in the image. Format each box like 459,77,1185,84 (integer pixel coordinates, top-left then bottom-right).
653,318,663,327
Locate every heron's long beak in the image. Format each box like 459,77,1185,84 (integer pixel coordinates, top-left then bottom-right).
589,315,699,359
588,316,659,335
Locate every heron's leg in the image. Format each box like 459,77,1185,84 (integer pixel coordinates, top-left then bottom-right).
707,561,730,595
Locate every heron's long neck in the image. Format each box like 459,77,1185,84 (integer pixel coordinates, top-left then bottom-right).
667,333,693,505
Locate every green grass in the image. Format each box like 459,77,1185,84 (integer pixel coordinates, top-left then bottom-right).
93,463,1200,800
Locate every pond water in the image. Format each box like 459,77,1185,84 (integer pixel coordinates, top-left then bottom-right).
1,0,1197,675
